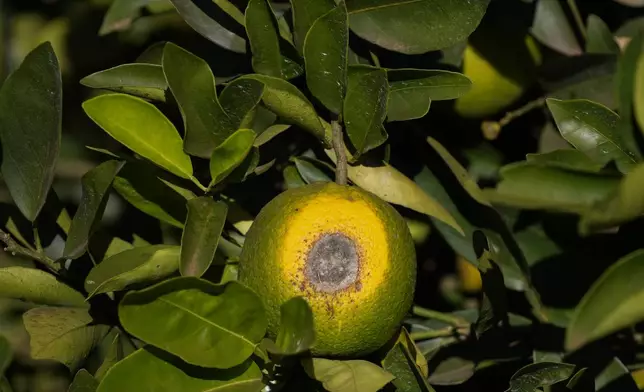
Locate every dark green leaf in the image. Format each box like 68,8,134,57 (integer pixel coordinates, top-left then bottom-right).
266,297,315,355
475,244,508,337
382,330,435,392
68,369,98,392
23,307,108,371
218,77,265,130
227,147,260,183
96,348,264,392
595,357,638,392
530,0,582,56
344,67,388,156
586,15,619,54
303,358,395,392
209,129,257,187
239,74,330,145
566,249,644,351
293,157,332,183
485,163,620,214
180,198,228,277
546,98,637,173
0,42,61,221
284,165,307,188
64,160,125,259
0,335,10,376
136,42,166,64
616,31,643,160
0,266,87,307
0,377,10,392
168,0,246,53
347,0,489,54
507,362,575,392
634,35,644,138
80,64,167,102
95,333,123,381
386,69,471,122
290,0,334,53
119,277,267,369
245,0,284,77
113,163,191,229
99,0,148,35
304,2,348,113
525,150,604,173
254,124,291,146
85,245,180,297
82,93,194,179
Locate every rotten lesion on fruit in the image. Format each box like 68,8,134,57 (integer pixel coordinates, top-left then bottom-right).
303,231,362,294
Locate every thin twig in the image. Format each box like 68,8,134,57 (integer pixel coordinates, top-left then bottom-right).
409,326,470,341
481,98,546,140
0,229,61,273
567,0,587,41
412,305,470,328
331,120,348,186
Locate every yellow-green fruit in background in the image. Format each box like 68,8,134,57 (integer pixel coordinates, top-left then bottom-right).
455,35,542,118
456,255,482,293
239,182,416,356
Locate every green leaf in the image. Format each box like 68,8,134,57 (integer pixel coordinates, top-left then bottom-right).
530,0,582,56
162,43,228,158
82,93,194,179
595,357,638,392
0,335,11,376
80,64,167,102
580,163,644,233
284,165,307,188
344,66,388,156
168,0,246,53
219,78,265,129
565,249,644,351
239,74,330,145
64,160,125,260
0,267,87,307
96,348,264,392
485,163,620,214
0,42,61,222
113,163,190,229
382,329,435,392
347,0,489,54
99,0,148,35
303,358,395,392
119,277,267,369
68,369,98,392
0,377,10,392
617,31,643,160
586,15,619,54
85,245,180,297
254,124,291,146
293,157,333,183
290,0,334,53
245,0,284,77
506,362,575,392
475,244,508,337
546,98,637,173
180,198,228,277
633,36,644,140
23,307,108,371
386,69,471,122
325,148,463,234
304,2,348,113
266,297,315,355
209,129,257,187
525,150,604,173
95,333,122,381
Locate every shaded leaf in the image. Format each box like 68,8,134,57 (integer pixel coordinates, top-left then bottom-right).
266,297,315,355
82,94,193,179
382,329,435,392
245,0,284,77
113,163,190,229
68,369,98,392
546,98,637,173
85,245,180,297
104,237,134,259
0,377,10,392
475,244,508,337
119,277,267,369
566,249,644,351
633,35,644,139
284,165,306,188
304,2,348,113
209,129,257,187
346,0,490,54
586,15,619,54
525,150,604,173
239,74,330,145
99,0,148,35
290,0,334,53
168,0,246,53
23,307,108,371
0,42,61,221
96,348,264,392
595,357,638,392
218,78,265,129
303,358,395,392
95,333,123,381
530,0,582,56
254,124,291,146
0,335,10,376
180,198,228,277
616,32,643,160
0,266,87,307
386,69,471,122
64,160,125,259
293,157,333,183
344,66,388,156
80,64,167,102
507,362,575,391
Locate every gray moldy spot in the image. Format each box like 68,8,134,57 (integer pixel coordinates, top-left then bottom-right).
305,232,359,293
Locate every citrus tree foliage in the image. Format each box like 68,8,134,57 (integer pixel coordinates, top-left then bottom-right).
2,0,644,391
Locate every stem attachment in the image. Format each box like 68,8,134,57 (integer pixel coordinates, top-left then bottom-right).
331,120,348,186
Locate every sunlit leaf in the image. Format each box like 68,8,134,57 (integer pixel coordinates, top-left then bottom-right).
0,267,87,307
303,358,395,392
266,297,315,355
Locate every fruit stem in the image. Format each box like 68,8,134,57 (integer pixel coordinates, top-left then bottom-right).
412,305,469,328
331,119,348,186
481,97,546,140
